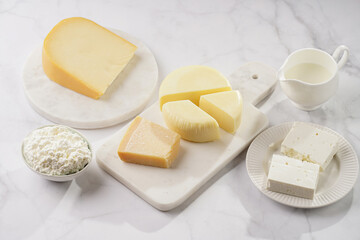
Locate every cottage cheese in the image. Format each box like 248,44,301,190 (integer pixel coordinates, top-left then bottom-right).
23,126,91,175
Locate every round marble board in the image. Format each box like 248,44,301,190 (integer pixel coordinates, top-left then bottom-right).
23,29,158,129
246,122,359,208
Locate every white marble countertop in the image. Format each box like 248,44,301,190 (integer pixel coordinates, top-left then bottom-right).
1,0,359,239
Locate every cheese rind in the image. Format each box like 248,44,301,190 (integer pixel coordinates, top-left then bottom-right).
199,90,243,133
159,65,231,109
43,17,137,99
267,154,320,199
162,100,220,142
281,122,339,170
118,116,180,168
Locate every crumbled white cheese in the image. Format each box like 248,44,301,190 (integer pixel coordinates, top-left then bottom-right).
23,126,91,175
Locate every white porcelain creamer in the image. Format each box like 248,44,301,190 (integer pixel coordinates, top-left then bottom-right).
278,45,349,111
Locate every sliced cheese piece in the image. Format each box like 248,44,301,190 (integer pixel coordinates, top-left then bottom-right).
43,17,137,99
267,154,320,199
118,116,180,168
281,122,339,170
159,65,231,109
199,90,243,133
162,100,220,142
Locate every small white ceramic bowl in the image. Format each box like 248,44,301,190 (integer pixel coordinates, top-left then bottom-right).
21,125,93,182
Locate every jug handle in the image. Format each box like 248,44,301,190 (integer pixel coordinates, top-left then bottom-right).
332,45,349,69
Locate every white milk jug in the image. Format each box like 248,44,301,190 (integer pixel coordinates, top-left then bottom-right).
278,45,349,111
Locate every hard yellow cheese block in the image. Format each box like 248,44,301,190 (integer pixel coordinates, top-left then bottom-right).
159,65,231,109
162,100,220,142
43,17,137,99
118,116,181,168
200,90,243,133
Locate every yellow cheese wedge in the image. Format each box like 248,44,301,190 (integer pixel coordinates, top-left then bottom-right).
162,100,220,142
118,116,180,168
199,90,243,133
43,17,137,99
159,65,231,109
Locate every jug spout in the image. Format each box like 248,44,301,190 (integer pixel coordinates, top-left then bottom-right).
277,61,294,82
279,77,304,91
278,60,305,84
277,66,286,81
277,67,296,84
279,77,303,84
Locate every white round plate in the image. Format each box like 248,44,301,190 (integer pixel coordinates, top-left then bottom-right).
246,122,359,208
23,29,158,129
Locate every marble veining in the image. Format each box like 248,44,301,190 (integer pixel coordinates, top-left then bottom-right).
0,0,359,239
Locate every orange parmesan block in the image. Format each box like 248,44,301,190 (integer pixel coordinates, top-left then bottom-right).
118,116,181,168
42,17,137,99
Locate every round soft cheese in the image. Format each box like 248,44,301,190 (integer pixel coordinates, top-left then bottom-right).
159,65,231,109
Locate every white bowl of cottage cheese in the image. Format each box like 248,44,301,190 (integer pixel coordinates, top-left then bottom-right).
22,125,93,182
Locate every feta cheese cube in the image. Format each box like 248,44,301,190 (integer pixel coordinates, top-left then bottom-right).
281,122,339,170
267,154,320,199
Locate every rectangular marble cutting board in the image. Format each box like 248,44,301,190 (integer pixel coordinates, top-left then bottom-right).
96,62,276,211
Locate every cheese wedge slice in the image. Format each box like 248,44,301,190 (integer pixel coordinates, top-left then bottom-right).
159,65,231,109
199,90,243,133
43,17,137,99
118,116,180,168
162,100,220,142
